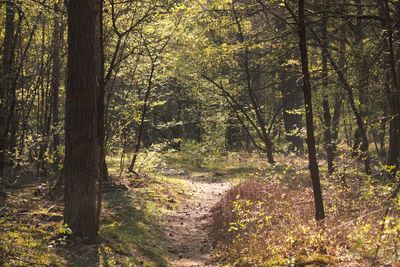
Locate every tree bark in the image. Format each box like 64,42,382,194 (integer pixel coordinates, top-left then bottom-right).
64,0,101,241
97,0,105,231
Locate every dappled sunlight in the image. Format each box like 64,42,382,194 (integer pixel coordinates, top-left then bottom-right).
1,0,400,266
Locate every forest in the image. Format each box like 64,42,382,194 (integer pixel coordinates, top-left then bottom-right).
0,0,399,266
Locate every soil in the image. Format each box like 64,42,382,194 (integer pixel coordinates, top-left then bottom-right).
164,175,230,267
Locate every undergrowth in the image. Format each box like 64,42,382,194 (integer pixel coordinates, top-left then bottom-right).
2,149,397,267
211,156,400,266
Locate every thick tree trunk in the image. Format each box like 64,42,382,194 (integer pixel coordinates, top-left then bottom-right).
298,0,325,221
64,0,101,241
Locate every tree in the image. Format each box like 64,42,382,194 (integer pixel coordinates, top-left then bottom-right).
50,1,63,170
380,0,400,173
64,0,102,241
297,0,325,221
275,17,304,153
231,0,275,163
321,1,335,174
0,0,16,175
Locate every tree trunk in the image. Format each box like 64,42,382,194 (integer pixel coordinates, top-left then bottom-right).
37,14,49,174
381,1,400,172
275,18,304,153
0,1,15,175
128,63,155,172
298,0,325,221
352,0,370,157
311,25,371,175
64,0,101,241
280,69,304,153
321,5,335,174
331,11,346,149
50,2,62,171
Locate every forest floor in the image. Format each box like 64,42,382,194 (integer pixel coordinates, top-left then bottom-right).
0,151,252,266
0,150,398,266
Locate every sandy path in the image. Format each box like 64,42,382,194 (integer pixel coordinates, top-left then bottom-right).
164,177,230,267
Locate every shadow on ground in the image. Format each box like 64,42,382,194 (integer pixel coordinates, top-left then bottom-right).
99,184,170,266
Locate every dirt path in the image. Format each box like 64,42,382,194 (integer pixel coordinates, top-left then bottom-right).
164,175,230,267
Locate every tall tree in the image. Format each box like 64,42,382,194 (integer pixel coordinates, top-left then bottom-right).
276,21,304,152
351,0,370,157
50,1,62,170
305,6,372,174
321,1,335,174
380,0,400,172
0,1,15,175
64,0,102,240
297,0,325,221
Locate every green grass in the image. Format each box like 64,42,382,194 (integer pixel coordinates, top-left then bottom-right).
162,151,260,183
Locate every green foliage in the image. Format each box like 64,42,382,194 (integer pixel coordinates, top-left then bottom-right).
180,140,227,168
228,195,272,233
58,224,72,236
2,0,400,266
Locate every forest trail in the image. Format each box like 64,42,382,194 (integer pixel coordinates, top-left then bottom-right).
164,173,231,267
